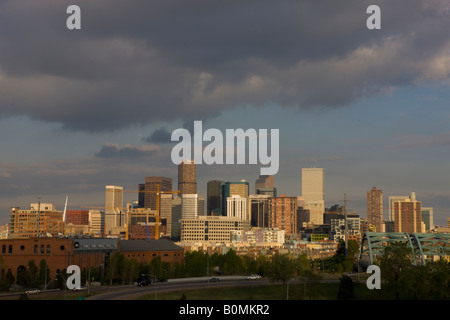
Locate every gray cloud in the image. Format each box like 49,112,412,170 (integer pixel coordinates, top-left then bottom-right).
0,0,449,132
143,128,174,144
94,143,159,159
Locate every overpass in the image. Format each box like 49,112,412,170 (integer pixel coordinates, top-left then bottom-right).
360,232,450,268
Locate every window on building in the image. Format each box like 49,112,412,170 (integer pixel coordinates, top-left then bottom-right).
34,245,38,254
1,245,6,254
47,245,51,254
8,245,12,254
40,245,44,254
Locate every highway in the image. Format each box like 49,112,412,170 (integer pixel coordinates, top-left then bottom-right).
87,278,272,300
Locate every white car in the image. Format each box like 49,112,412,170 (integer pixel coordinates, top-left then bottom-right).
26,288,41,295
246,274,260,280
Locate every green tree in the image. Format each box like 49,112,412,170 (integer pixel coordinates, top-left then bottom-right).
122,258,140,284
0,256,14,292
106,253,126,285
184,251,208,277
38,259,50,289
376,241,413,299
223,249,244,275
268,254,296,299
26,260,39,288
334,239,359,273
397,259,450,300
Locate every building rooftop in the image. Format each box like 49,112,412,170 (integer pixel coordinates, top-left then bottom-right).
119,239,183,252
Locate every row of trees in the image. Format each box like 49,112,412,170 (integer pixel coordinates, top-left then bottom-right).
3,240,448,299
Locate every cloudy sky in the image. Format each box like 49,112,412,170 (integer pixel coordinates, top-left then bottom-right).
0,0,449,226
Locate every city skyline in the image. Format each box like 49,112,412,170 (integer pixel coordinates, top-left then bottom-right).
0,1,449,226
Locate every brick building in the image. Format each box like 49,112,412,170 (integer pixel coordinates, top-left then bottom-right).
0,237,184,284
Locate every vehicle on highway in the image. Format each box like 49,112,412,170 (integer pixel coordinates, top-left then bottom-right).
138,279,151,286
73,287,87,291
26,288,41,295
246,274,261,280
208,277,220,282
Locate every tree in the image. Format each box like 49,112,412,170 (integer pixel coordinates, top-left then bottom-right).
38,259,50,289
26,260,39,288
334,239,360,272
105,253,126,285
337,275,356,300
184,251,208,277
268,254,296,299
223,249,244,275
376,241,413,299
0,256,14,292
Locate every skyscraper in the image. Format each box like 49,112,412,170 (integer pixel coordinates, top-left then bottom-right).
367,186,383,232
207,180,222,215
421,207,434,232
105,185,123,235
388,195,409,221
269,195,297,237
255,175,277,197
392,192,424,233
301,168,325,225
144,176,172,210
181,194,204,220
249,194,271,228
178,160,197,196
220,180,249,216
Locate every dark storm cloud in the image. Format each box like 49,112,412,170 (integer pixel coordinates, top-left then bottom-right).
94,143,159,158
0,0,449,132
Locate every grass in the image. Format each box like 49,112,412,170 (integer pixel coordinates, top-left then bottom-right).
140,281,388,300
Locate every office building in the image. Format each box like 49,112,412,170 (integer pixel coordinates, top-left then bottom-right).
301,168,325,225
138,184,145,208
249,194,271,228
180,216,250,243
269,195,297,237
105,185,124,235
171,196,182,240
89,210,105,237
389,195,409,221
160,193,174,238
178,160,197,196
65,210,89,226
255,175,277,197
181,194,204,220
331,214,361,243
220,180,249,216
367,187,383,232
421,207,434,231
207,180,222,215
126,207,166,240
297,206,311,230
392,192,424,233
226,195,248,220
144,176,172,210
8,203,64,238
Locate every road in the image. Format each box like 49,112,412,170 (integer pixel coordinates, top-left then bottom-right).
87,278,272,300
